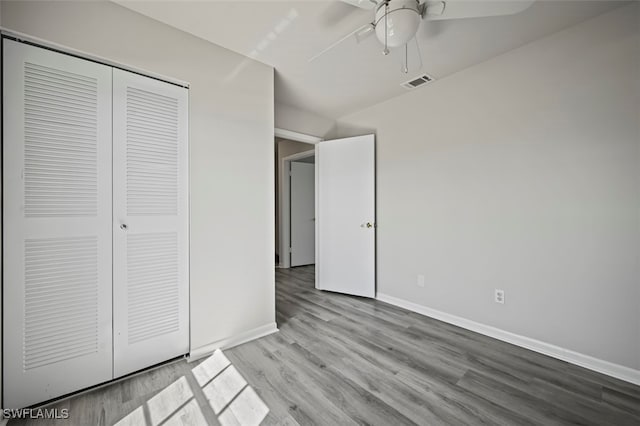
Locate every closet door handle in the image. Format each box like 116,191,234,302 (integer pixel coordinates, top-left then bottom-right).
120,224,128,230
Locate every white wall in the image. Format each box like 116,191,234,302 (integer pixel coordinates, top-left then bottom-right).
1,0,275,357
337,4,640,372
275,101,335,138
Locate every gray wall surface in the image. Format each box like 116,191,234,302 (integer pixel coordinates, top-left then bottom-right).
337,3,640,370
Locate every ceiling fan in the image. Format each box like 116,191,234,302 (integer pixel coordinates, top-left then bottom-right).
310,0,535,72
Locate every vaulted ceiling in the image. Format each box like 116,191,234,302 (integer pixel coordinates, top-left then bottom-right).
116,1,627,118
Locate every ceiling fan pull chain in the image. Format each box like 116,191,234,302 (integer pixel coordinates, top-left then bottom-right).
403,43,408,73
383,0,390,55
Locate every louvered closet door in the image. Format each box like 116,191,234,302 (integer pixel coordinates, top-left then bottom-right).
3,40,113,408
112,69,189,378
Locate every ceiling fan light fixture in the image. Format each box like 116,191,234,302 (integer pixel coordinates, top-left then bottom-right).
375,0,421,48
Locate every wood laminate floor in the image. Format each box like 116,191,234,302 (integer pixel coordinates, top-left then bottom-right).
9,265,640,425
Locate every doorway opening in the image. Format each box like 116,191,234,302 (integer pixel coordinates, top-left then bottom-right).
283,151,315,268
274,129,376,299
274,129,322,270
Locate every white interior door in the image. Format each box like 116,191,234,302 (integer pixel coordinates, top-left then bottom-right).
3,40,113,408
112,68,189,378
290,161,315,266
316,135,375,298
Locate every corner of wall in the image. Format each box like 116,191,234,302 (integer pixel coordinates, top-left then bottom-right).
188,322,278,362
377,293,640,386
333,120,377,140
274,102,335,139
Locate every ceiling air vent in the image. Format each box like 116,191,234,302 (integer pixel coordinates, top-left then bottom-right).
401,74,434,90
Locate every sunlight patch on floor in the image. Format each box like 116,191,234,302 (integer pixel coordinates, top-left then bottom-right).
199,350,269,425
203,365,247,414
192,349,232,387
163,399,208,426
113,350,269,426
217,386,269,426
114,406,145,426
147,376,194,425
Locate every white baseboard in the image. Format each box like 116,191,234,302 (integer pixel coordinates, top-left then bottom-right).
187,322,278,362
376,293,640,386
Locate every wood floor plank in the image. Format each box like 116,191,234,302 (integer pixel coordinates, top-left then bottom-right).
528,378,639,426
602,386,640,418
266,339,418,426
276,316,450,424
456,370,589,426
226,337,355,426
394,368,538,426
10,265,640,425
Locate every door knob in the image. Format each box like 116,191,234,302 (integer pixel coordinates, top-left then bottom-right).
120,224,128,230
366,222,373,228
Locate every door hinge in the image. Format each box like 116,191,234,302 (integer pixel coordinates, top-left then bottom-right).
289,247,292,253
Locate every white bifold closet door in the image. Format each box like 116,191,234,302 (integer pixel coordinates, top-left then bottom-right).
3,39,113,408
112,69,189,378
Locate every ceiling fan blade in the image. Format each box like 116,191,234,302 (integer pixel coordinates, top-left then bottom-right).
309,23,375,62
423,0,535,21
340,0,379,10
320,2,361,28
354,24,376,43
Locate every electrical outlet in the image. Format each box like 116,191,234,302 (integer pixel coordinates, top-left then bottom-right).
417,274,425,288
495,289,505,304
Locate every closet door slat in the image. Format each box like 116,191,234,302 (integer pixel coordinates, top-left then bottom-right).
3,39,113,409
112,68,189,378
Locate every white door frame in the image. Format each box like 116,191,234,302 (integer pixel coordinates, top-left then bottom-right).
280,149,316,268
275,127,322,268
275,128,323,145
